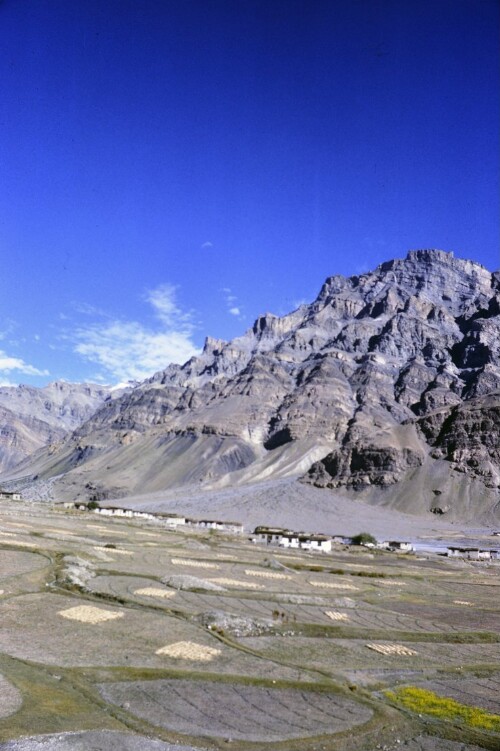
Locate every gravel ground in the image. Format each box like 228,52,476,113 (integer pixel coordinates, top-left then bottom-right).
366,737,489,751
0,732,207,751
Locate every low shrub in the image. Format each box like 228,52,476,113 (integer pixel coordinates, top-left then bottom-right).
385,686,500,732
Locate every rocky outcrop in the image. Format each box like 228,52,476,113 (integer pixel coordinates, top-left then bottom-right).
307,444,425,489
4,249,500,519
416,394,500,488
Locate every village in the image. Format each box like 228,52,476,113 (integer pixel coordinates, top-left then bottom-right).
43,495,500,562
2,489,500,561
2,489,500,562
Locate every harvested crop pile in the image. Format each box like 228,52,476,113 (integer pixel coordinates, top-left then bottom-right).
155,641,221,661
374,580,407,586
94,547,133,556
366,643,418,656
244,569,292,580
134,587,175,599
310,581,358,590
170,558,219,569
325,611,349,621
58,605,124,624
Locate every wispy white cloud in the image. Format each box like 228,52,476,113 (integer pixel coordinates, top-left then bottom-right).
0,350,49,377
144,284,194,331
72,301,108,317
74,323,198,382
222,288,244,319
201,241,213,250
72,284,200,383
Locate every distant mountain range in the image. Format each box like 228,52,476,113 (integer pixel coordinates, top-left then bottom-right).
0,381,113,473
2,250,500,522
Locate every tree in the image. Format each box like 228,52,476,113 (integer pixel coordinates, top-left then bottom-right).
351,532,377,546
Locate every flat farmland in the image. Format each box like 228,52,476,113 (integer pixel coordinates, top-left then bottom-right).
0,501,499,750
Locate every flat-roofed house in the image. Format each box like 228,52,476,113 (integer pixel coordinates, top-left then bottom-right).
447,546,492,560
96,506,133,518
254,526,290,545
0,490,21,501
279,532,301,549
386,540,415,552
299,534,332,553
156,513,187,527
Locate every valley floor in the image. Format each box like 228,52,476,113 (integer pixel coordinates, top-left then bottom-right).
98,477,497,550
0,496,499,750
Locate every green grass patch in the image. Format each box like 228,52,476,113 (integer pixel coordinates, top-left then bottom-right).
385,686,500,733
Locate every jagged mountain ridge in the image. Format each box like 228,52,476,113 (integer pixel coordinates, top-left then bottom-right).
0,381,115,473
6,250,500,520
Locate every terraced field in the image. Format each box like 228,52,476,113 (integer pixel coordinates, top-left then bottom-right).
0,501,499,750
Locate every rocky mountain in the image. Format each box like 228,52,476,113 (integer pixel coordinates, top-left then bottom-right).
0,381,114,473
4,250,500,521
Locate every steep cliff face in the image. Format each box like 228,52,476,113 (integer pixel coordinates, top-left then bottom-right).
416,394,500,489
5,250,500,519
0,382,113,472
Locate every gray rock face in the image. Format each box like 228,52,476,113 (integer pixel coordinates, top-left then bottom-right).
0,382,113,472
5,250,500,519
416,394,500,488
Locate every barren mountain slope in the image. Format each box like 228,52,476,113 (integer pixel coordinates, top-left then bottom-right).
5,250,500,521
0,381,113,472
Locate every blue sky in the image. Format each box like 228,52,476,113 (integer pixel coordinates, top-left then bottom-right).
0,0,498,386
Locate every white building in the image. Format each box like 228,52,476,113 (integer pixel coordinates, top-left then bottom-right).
299,534,332,553
190,519,244,534
0,490,21,501
279,532,301,549
157,513,187,527
447,546,493,560
381,540,415,552
94,506,133,518
254,526,291,545
279,533,333,553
